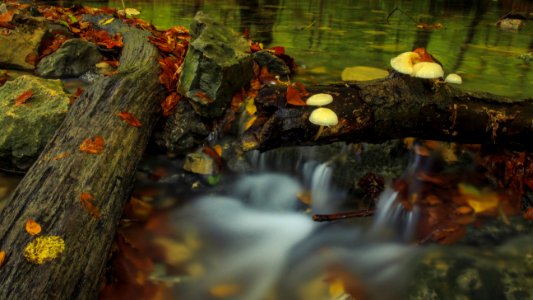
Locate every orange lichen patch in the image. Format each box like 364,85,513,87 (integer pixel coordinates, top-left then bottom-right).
79,136,105,154
80,192,101,219
24,235,65,265
25,218,42,236
118,111,142,127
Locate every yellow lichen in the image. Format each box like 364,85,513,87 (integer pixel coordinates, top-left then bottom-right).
24,236,65,265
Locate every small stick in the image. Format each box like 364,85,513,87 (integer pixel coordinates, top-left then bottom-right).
312,209,375,222
386,7,419,25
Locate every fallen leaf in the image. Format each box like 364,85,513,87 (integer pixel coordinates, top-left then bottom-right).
214,145,223,157
286,85,306,106
52,151,70,160
24,235,65,265
0,251,6,268
524,207,533,220
15,90,33,106
458,183,500,214
244,97,256,115
79,136,105,154
118,111,142,127
161,92,180,116
80,192,101,218
209,283,241,298
0,11,14,29
244,115,257,131
25,218,42,236
100,17,114,25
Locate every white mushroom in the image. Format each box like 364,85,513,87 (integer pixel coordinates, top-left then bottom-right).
390,52,420,75
445,73,462,84
309,107,338,140
412,62,444,79
306,93,333,106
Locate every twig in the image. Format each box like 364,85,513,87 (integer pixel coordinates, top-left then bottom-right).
312,209,375,222
386,7,418,25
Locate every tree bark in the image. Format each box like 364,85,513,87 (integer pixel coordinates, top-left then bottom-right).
243,74,533,151
0,15,165,299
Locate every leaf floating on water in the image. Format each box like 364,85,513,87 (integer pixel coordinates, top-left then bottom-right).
79,136,105,154
0,251,6,268
24,236,65,265
209,283,241,298
25,218,42,236
118,111,142,127
15,90,33,106
80,192,101,219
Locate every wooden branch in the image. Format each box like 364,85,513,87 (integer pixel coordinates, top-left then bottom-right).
0,16,165,299
243,74,533,151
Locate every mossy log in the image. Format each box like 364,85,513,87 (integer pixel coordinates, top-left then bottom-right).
0,16,165,299
243,74,533,151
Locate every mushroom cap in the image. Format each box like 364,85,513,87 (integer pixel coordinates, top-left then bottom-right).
306,93,333,106
309,107,338,127
445,73,462,84
412,62,444,79
390,52,419,75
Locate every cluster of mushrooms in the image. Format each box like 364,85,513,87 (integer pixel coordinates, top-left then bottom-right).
306,49,463,137
390,49,462,84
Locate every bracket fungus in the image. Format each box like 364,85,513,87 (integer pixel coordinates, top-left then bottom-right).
309,107,338,140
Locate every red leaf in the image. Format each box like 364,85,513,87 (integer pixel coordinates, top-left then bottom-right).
79,136,105,154
15,90,33,106
118,111,142,127
161,92,180,116
269,46,285,55
286,85,306,106
80,192,101,219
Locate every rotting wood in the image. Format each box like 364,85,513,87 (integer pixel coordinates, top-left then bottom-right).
0,15,165,300
243,74,532,152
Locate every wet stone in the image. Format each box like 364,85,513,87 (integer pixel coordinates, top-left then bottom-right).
36,38,103,78
0,16,46,70
0,75,70,171
252,50,291,79
183,152,216,175
178,11,254,118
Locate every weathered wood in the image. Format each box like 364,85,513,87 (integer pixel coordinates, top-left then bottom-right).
0,15,165,299
244,74,533,151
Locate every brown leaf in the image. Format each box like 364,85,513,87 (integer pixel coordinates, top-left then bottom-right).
15,90,33,106
79,136,105,154
80,192,101,219
524,207,533,220
118,111,142,127
286,85,306,106
25,218,42,236
161,92,180,116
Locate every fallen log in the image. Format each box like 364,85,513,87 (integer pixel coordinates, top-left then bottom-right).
0,15,165,299
243,74,533,151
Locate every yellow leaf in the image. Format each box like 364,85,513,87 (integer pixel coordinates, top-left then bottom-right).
0,251,6,268
458,183,500,214
24,236,65,265
244,97,256,116
100,17,114,25
244,116,257,131
125,8,141,16
328,278,345,298
209,283,241,298
25,218,42,236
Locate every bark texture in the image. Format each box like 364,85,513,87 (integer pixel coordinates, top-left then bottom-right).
243,74,532,151
0,16,165,299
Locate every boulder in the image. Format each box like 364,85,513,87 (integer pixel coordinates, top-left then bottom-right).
154,100,209,155
0,16,47,70
252,50,291,79
36,38,103,78
178,12,254,118
0,75,70,171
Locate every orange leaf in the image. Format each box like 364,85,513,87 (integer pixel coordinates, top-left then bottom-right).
79,136,105,154
52,151,70,160
0,251,5,268
286,85,306,106
161,92,180,116
118,111,142,127
25,218,42,236
15,90,33,106
80,192,101,219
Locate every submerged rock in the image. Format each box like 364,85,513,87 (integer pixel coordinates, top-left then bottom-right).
0,16,46,70
178,11,254,118
0,75,70,171
154,100,209,155
36,38,102,78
